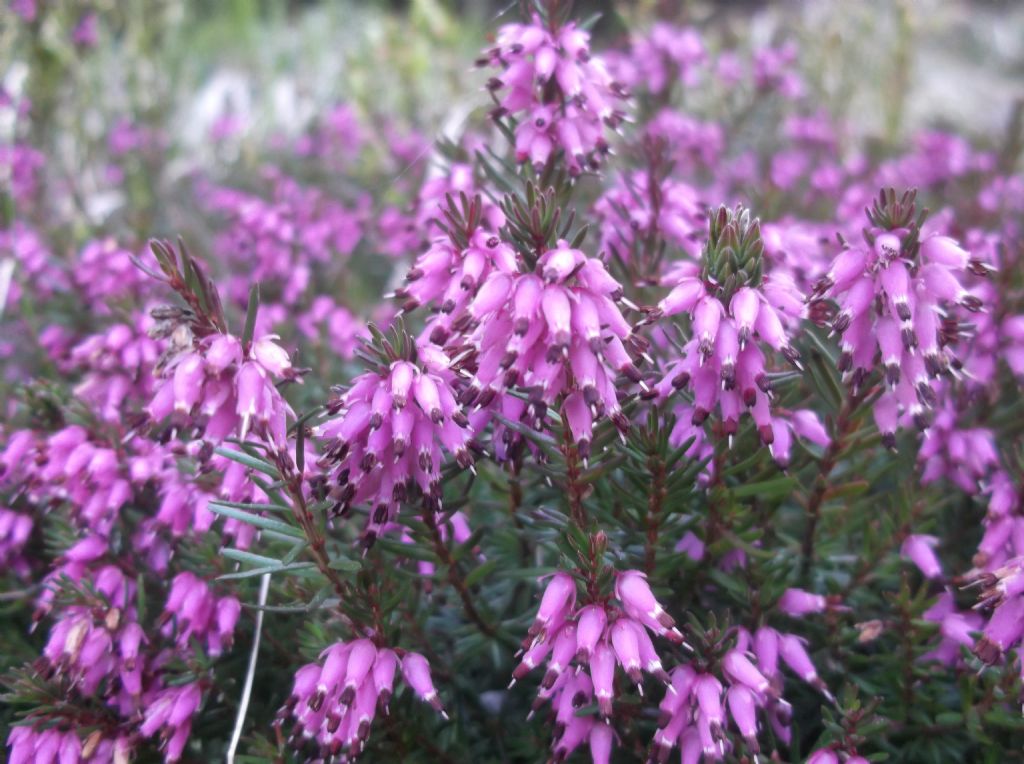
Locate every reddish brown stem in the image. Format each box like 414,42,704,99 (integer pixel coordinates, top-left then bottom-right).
423,508,513,647
800,389,867,579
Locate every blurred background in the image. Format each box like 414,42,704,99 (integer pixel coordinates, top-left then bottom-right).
3,0,1022,317
4,0,1023,164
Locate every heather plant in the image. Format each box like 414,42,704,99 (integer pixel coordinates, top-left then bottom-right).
2,1,1024,763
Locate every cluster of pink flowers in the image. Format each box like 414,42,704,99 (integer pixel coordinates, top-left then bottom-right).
296,295,366,360
919,402,999,492
0,222,67,310
7,725,132,764
876,131,993,193
454,241,640,457
652,629,822,761
752,43,804,100
652,206,805,460
8,425,133,537
293,103,365,167
605,23,705,96
160,571,241,657
38,554,142,696
0,504,32,575
6,1,1024,761
513,571,683,762
481,14,626,174
0,232,288,763
107,117,165,158
62,313,162,422
148,327,298,448
0,140,44,201
968,558,1024,665
899,470,1023,671
317,349,472,538
279,640,444,758
72,238,150,308
414,162,503,240
14,539,238,763
138,682,205,761
643,109,725,174
594,170,707,264
203,170,366,305
394,209,516,344
811,190,985,443
515,572,835,761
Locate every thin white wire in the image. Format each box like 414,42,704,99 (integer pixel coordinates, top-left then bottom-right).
0,259,15,321
226,572,270,764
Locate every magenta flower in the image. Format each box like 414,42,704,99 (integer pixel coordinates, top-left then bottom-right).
160,571,240,657
73,238,151,307
605,23,705,96
480,13,626,175
316,335,473,542
901,535,943,580
0,507,32,576
148,326,298,448
922,592,982,666
594,170,707,264
394,210,517,344
296,296,366,360
279,641,444,758
0,222,68,309
651,618,832,761
9,543,236,763
203,170,365,306
643,109,724,172
652,206,806,463
450,240,639,458
512,569,681,760
777,588,828,616
811,189,985,443
67,311,163,422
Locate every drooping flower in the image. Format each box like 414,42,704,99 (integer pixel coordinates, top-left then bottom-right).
160,571,241,657
651,624,831,761
316,329,473,544
393,196,518,345
918,399,1000,492
651,205,806,463
10,550,237,764
594,169,707,266
279,640,445,759
296,296,367,360
0,222,68,310
966,556,1024,665
139,682,204,761
921,591,983,666
73,238,151,307
450,240,641,458
605,23,706,97
643,109,725,173
67,311,163,422
752,42,804,99
0,506,32,576
480,13,627,175
203,170,365,306
147,322,298,448
810,189,986,444
901,535,944,580
512,570,682,761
